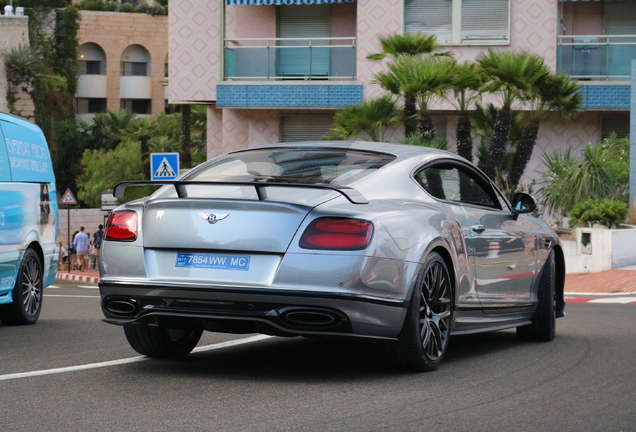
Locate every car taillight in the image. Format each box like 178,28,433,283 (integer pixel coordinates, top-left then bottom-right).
299,218,373,251
104,211,138,242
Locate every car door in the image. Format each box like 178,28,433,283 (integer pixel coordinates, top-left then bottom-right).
415,161,537,309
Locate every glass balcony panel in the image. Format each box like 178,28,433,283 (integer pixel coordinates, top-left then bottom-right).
557,35,636,80
224,38,356,81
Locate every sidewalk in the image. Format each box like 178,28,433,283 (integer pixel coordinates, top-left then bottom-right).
564,266,636,295
56,267,100,284
54,265,636,294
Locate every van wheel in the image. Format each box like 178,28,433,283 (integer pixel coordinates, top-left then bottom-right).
124,325,203,358
0,249,43,325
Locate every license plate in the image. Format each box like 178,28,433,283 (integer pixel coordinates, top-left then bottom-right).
175,252,250,271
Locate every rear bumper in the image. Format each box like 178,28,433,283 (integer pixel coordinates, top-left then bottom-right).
99,281,408,340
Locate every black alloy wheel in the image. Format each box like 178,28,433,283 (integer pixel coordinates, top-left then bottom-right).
393,251,454,372
0,249,43,325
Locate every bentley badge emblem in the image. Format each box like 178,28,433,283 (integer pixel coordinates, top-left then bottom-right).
198,213,229,224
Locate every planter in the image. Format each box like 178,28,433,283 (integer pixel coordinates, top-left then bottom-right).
562,227,636,274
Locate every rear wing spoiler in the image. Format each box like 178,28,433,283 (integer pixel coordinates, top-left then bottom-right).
112,180,369,204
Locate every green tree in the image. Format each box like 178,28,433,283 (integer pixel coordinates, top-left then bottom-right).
367,32,451,137
375,56,456,140
447,61,484,162
476,49,549,180
77,140,147,208
506,73,582,192
329,96,402,142
122,117,156,180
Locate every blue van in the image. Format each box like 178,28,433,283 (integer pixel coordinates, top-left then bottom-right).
0,113,59,325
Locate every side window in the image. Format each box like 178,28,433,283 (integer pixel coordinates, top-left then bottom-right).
415,163,499,209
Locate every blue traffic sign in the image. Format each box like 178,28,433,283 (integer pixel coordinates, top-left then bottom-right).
151,153,179,181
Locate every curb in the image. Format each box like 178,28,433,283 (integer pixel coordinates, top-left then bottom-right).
55,272,99,284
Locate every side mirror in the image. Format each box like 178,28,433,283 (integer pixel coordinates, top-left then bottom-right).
511,192,536,218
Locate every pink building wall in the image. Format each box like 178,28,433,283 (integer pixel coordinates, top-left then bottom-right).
173,0,598,178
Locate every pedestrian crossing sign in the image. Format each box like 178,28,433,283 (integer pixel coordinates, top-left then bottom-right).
151,153,179,181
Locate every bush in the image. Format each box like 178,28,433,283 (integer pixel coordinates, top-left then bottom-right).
569,199,628,229
538,134,629,217
77,0,117,11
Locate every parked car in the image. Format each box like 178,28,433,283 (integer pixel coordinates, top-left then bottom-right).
0,112,59,325
99,141,565,371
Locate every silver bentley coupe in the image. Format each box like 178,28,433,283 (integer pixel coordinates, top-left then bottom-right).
99,141,565,372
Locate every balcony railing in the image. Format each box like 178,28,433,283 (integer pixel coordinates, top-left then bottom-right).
557,35,636,81
224,37,356,81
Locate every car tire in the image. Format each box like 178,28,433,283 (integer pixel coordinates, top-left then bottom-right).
392,252,454,372
0,249,43,325
517,250,556,342
123,325,203,358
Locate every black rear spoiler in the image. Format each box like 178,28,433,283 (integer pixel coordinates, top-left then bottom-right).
113,180,369,204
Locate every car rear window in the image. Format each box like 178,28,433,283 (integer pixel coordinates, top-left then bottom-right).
186,147,396,185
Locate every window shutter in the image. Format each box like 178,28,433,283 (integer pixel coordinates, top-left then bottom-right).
461,0,509,42
281,114,335,142
605,2,636,78
404,0,453,44
277,5,330,76
601,117,630,140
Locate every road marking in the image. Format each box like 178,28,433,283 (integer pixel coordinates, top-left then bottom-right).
78,285,99,289
566,296,636,304
45,295,100,299
0,335,272,381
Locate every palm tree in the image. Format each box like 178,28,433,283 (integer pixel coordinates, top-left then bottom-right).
506,73,582,191
447,61,484,162
367,32,451,136
476,49,549,180
328,96,402,142
375,56,456,141
122,117,157,180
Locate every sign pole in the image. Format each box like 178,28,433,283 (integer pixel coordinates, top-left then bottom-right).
67,206,70,273
60,188,78,273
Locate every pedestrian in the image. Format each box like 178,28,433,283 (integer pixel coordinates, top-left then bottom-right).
92,224,104,270
58,241,68,269
73,226,90,271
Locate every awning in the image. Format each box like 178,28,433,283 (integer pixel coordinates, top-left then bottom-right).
226,0,353,5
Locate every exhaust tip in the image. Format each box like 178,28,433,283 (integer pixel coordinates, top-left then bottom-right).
104,299,139,316
279,307,342,329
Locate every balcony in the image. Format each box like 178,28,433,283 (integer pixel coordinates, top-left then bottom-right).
223,37,356,81
120,76,152,99
77,74,108,98
557,35,636,81
218,36,362,109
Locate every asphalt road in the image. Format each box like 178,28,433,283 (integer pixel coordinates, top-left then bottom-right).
1,279,634,432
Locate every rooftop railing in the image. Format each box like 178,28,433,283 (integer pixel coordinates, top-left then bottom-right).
557,34,636,81
223,37,356,81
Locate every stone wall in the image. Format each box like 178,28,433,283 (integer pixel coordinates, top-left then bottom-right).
57,208,110,245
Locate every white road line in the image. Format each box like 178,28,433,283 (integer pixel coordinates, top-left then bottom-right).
47,285,61,289
78,285,99,289
44,294,100,298
0,335,272,381
588,297,636,304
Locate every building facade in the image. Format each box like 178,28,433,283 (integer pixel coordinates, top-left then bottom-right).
76,10,168,122
0,14,34,117
168,0,634,186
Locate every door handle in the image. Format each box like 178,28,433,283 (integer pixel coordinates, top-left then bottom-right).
471,224,486,234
